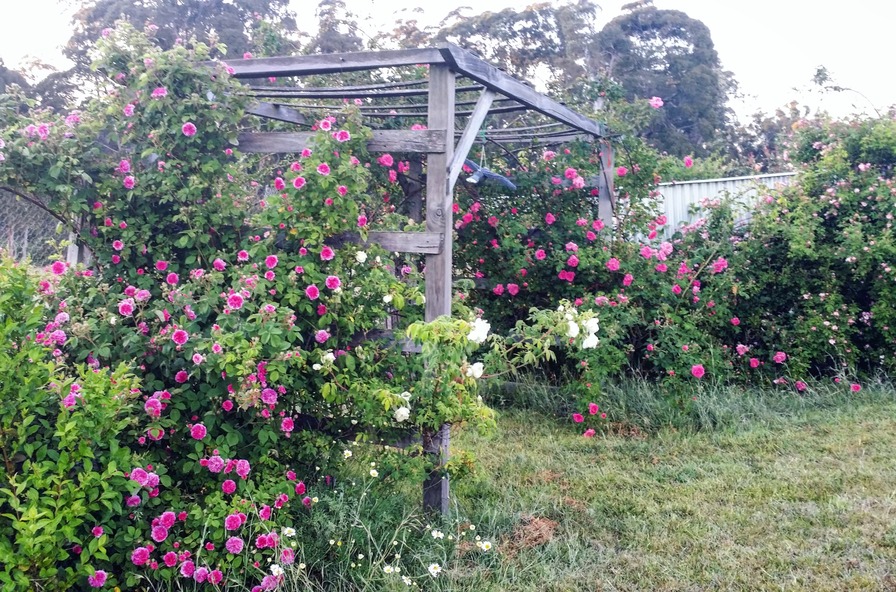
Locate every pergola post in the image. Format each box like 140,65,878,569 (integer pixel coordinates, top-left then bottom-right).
598,141,616,233
422,63,455,514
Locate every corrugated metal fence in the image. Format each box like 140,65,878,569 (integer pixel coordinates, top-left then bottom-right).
657,172,797,237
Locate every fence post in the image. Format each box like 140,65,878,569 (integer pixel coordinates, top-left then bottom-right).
421,63,455,514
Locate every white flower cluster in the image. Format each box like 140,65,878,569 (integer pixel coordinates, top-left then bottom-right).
312,350,337,371
394,406,410,422
560,306,600,349
465,362,484,379
394,391,412,422
467,317,491,344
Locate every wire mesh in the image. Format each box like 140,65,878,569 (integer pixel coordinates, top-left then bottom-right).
0,189,64,265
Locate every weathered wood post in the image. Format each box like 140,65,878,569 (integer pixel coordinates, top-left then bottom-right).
421,63,455,514
597,140,616,233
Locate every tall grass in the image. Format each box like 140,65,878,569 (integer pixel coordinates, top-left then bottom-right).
482,372,896,433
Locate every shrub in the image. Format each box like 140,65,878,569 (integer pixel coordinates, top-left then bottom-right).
0,25,494,589
0,257,139,590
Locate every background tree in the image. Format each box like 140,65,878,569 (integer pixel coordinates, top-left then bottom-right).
723,101,807,173
433,0,601,87
62,0,297,69
594,1,735,156
305,0,365,54
0,60,28,95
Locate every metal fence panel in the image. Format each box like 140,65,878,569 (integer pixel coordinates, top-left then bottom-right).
0,189,61,264
657,172,797,237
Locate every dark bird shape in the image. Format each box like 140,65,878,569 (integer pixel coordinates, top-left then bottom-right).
464,159,517,190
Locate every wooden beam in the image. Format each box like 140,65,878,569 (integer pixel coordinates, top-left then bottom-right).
367,231,442,254
325,230,442,254
237,129,447,154
248,84,483,100
422,63,455,515
438,43,605,138
449,89,496,189
224,48,445,78
246,102,307,125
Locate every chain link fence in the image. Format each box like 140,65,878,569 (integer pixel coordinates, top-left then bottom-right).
0,189,64,265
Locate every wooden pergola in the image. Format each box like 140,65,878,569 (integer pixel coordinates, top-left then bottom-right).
225,43,614,513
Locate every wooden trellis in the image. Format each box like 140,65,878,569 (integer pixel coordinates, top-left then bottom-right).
225,42,613,513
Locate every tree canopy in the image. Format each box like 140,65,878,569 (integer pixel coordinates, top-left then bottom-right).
594,2,734,156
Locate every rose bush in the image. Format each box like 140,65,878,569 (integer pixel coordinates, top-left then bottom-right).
0,25,494,590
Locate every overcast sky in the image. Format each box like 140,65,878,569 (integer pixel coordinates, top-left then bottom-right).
0,0,890,120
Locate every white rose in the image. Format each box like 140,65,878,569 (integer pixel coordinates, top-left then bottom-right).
582,333,599,349
584,317,599,335
383,294,393,304
465,362,484,379
467,317,491,344
355,250,368,263
567,320,580,338
394,406,410,422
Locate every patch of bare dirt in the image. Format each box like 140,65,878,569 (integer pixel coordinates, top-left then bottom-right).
500,515,559,559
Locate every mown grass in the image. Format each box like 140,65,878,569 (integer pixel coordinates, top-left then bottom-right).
441,384,896,591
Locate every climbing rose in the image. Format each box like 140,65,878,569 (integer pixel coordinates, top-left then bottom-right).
87,570,107,587
181,122,197,136
171,329,189,345
225,536,244,553
118,298,135,316
190,423,207,440
151,525,168,542
131,547,150,566
227,293,244,309
224,515,242,531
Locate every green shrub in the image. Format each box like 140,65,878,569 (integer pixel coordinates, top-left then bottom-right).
0,257,139,590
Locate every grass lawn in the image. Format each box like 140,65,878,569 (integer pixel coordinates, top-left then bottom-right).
446,396,896,591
